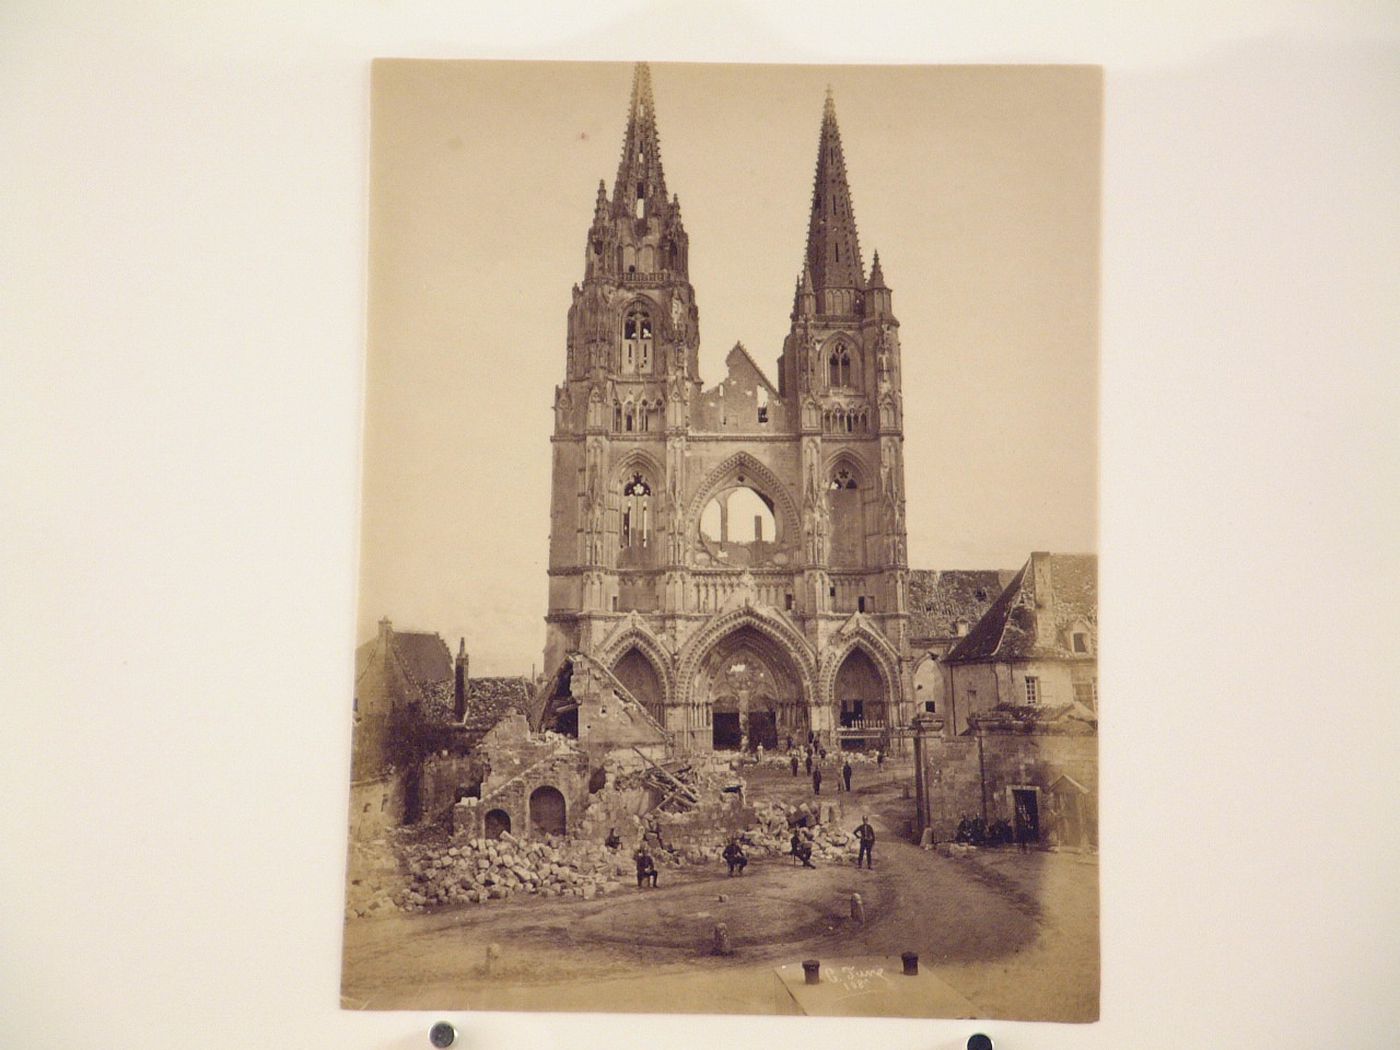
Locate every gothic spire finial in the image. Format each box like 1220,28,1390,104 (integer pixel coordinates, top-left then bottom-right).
612,61,669,218
802,86,864,303
869,249,886,288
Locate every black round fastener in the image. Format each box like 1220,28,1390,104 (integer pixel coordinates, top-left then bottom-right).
967,1034,994,1050
429,1020,457,1048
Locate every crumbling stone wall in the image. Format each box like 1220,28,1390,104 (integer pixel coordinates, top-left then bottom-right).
914,716,1097,848
417,752,488,823
348,773,407,842
451,714,591,841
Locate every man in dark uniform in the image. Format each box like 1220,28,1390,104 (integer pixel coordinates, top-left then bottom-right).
722,839,748,877
854,816,876,869
790,829,815,868
804,749,813,775
812,764,823,795
842,760,853,793
790,753,800,777
635,846,658,888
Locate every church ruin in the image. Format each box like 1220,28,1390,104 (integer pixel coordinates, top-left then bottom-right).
541,65,913,756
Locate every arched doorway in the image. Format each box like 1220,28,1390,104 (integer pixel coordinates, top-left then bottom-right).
691,625,805,752
529,785,567,837
913,654,943,716
834,647,888,750
484,809,511,839
612,646,664,725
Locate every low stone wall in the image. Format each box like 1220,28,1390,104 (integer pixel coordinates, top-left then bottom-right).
348,773,407,842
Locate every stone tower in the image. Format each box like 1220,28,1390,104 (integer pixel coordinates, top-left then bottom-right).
545,65,911,754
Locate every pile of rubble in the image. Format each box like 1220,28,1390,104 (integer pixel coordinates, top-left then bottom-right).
391,832,634,912
738,799,860,864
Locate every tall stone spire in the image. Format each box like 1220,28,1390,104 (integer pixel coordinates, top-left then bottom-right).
612,62,669,220
803,88,865,305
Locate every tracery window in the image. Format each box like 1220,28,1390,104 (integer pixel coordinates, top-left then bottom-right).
621,474,651,548
830,469,858,491
624,307,653,374
828,345,851,387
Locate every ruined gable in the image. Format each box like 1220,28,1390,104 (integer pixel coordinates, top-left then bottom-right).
693,343,787,432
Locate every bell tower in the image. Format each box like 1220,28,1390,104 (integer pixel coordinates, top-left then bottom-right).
545,64,700,675
777,89,909,634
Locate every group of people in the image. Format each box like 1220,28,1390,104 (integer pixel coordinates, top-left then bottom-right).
790,748,858,797
788,816,877,869
625,817,878,888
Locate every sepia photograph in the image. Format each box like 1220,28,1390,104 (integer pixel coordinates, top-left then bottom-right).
343,60,1100,1022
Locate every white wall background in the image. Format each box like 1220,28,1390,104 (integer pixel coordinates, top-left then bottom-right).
3,4,1397,1049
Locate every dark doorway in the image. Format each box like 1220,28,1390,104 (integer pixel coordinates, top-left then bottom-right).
403,765,422,824
556,705,578,737
484,809,511,839
713,712,741,750
529,785,567,837
747,711,778,751
1012,789,1040,845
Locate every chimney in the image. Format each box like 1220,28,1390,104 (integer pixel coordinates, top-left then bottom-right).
454,637,469,721
378,616,393,645
1030,552,1057,647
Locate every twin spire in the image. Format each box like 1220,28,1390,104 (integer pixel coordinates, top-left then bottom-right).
605,64,877,297
802,85,865,297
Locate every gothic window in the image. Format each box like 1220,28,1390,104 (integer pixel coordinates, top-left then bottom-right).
828,346,851,388
699,486,776,551
828,465,864,567
613,402,622,431
830,469,858,491
624,402,635,432
621,474,651,549
623,307,653,375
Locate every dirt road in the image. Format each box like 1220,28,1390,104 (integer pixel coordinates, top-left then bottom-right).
341,758,1097,1020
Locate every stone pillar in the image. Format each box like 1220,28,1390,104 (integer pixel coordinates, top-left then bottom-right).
911,713,943,839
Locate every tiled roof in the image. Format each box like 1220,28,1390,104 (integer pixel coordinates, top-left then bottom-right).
907,568,1017,641
462,676,534,740
945,553,1097,664
391,631,452,687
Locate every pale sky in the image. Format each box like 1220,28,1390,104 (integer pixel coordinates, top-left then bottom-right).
359,61,1100,674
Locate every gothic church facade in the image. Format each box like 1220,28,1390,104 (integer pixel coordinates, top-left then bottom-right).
545,65,912,753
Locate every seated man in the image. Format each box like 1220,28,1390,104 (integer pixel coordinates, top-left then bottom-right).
635,847,658,889
790,830,815,869
722,839,748,877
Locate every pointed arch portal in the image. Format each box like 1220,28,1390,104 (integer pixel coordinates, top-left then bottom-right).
689,625,806,752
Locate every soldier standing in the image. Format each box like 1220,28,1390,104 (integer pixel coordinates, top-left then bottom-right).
854,816,876,869
790,753,800,777
842,760,853,793
812,764,823,795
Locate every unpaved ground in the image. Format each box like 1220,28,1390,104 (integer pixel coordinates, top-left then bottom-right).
341,758,1097,1021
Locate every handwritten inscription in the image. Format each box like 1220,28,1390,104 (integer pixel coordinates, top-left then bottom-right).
826,965,889,992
